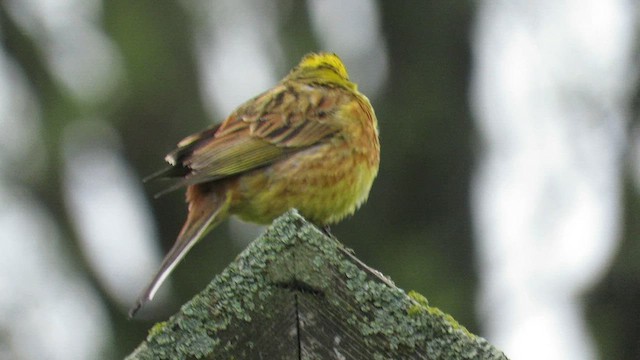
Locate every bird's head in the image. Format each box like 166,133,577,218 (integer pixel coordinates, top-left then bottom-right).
286,52,356,90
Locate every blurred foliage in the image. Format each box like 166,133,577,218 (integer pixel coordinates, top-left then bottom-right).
1,1,638,359
586,179,640,359
585,36,640,360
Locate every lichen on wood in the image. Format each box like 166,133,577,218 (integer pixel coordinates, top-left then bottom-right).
126,209,508,360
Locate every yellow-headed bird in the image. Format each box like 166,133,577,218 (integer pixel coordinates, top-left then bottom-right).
130,52,380,317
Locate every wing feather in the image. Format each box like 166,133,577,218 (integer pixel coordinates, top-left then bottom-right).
150,84,345,192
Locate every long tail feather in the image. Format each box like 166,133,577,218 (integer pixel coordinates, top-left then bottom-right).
143,165,189,183
144,165,192,199
152,179,191,199
129,187,230,318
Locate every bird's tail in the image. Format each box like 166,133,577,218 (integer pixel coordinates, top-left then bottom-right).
129,186,231,318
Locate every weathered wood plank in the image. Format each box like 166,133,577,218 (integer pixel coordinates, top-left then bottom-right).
126,209,508,360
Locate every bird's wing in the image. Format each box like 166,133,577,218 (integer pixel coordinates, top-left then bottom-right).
152,84,342,194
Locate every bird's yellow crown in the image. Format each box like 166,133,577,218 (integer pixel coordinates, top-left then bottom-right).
286,52,356,90
299,53,349,79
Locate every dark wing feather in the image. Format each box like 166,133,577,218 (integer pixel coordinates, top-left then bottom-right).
150,84,341,193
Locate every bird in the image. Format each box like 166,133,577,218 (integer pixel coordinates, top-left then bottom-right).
129,52,380,317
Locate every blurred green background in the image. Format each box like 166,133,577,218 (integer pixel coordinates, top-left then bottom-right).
0,1,638,359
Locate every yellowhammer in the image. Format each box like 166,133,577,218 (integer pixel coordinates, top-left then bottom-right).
130,52,380,317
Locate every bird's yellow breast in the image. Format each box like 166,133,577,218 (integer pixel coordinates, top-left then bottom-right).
230,138,377,225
